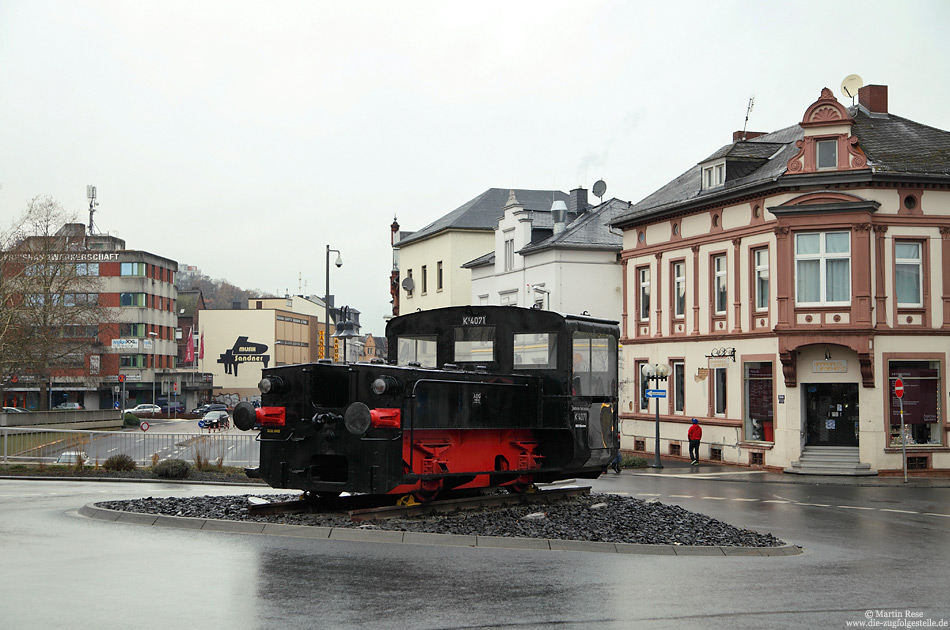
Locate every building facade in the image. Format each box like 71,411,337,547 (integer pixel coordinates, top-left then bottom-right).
612,86,950,475
1,224,203,410
465,188,630,320
394,188,569,313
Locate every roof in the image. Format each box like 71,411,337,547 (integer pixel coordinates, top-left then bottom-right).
520,198,631,254
395,188,568,247
176,290,204,318
611,105,950,228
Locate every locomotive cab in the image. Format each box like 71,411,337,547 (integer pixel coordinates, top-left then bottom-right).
237,306,620,499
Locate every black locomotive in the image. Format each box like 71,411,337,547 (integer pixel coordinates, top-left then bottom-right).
234,305,619,501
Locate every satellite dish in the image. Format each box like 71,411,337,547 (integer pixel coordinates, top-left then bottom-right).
401,277,415,292
840,74,863,101
592,179,607,202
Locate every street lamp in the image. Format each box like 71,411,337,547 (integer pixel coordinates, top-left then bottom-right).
641,362,671,469
148,332,158,411
325,245,343,361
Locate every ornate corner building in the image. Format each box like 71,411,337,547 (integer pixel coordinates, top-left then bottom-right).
612,85,950,475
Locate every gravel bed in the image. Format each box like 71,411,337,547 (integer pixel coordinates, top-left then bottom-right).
96,492,784,547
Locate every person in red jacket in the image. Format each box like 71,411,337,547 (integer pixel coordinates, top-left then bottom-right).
688,418,702,465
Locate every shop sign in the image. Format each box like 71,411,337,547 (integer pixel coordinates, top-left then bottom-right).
708,358,730,369
111,339,140,350
812,360,847,373
105,374,141,382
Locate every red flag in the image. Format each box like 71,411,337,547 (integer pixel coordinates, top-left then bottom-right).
198,331,204,360
185,327,195,363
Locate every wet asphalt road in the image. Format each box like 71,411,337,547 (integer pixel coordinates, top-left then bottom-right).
1,469,949,630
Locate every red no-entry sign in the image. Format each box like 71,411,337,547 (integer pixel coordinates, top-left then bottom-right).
895,378,904,398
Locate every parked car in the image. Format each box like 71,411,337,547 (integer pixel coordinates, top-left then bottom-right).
52,402,84,410
127,404,161,416
55,451,91,466
201,410,230,430
160,402,184,413
2,406,27,413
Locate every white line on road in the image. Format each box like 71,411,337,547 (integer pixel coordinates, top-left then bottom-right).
838,505,874,510
879,508,919,514
701,496,726,500
669,494,694,498
731,498,759,502
636,493,661,497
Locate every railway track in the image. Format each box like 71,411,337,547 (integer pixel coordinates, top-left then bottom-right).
247,485,592,522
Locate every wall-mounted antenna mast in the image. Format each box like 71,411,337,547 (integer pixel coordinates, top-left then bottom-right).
741,97,755,140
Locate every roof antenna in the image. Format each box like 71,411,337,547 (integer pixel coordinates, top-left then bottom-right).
86,185,98,236
740,96,755,141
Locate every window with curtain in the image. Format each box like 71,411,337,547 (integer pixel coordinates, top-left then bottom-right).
673,261,686,318
638,267,650,321
795,231,850,305
895,242,922,307
754,248,769,311
713,254,727,314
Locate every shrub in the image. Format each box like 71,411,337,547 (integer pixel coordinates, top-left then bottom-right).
152,458,191,479
103,454,136,472
123,412,140,427
621,454,648,469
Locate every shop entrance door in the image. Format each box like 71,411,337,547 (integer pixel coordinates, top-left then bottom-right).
804,383,859,446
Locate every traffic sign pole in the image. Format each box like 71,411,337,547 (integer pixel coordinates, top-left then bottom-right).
895,378,906,483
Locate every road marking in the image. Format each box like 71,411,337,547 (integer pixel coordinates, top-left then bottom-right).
731,498,759,502
669,494,694,498
701,496,726,500
838,505,874,510
879,508,919,514
923,513,950,518
637,493,661,497
682,470,768,477
762,500,790,504
797,503,830,507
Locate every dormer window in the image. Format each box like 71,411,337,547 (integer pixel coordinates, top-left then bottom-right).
702,162,725,190
817,139,837,169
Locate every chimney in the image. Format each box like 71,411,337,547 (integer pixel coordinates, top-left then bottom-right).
551,200,568,235
568,187,588,214
733,130,766,142
858,84,888,114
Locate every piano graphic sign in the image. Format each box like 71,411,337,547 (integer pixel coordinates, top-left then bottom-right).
217,336,270,377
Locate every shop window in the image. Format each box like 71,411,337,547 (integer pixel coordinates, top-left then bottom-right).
744,362,774,441
795,231,850,305
888,360,942,446
713,367,727,415
895,241,922,307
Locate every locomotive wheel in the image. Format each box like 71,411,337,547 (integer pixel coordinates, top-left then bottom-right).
412,488,439,503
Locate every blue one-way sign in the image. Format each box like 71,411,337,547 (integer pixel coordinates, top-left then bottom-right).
645,389,667,398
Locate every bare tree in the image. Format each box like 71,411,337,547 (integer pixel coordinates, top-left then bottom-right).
1,196,113,409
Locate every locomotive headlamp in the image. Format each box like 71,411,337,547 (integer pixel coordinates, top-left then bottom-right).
258,376,285,395
344,402,372,435
371,376,400,396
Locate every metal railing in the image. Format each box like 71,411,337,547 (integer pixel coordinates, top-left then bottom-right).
0,426,259,469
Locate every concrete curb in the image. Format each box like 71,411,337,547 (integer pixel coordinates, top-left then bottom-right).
78,503,802,557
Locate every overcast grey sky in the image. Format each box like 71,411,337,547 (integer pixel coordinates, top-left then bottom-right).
2,0,949,333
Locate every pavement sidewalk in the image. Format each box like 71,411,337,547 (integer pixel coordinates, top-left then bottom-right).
625,458,950,488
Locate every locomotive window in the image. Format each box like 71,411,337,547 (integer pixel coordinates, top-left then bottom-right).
572,332,616,397
454,327,495,363
513,333,556,369
397,336,437,368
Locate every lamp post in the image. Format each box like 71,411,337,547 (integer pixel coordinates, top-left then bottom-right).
148,332,158,411
325,245,343,361
641,362,671,469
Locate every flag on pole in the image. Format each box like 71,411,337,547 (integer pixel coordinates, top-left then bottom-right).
185,327,195,363
198,331,204,360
